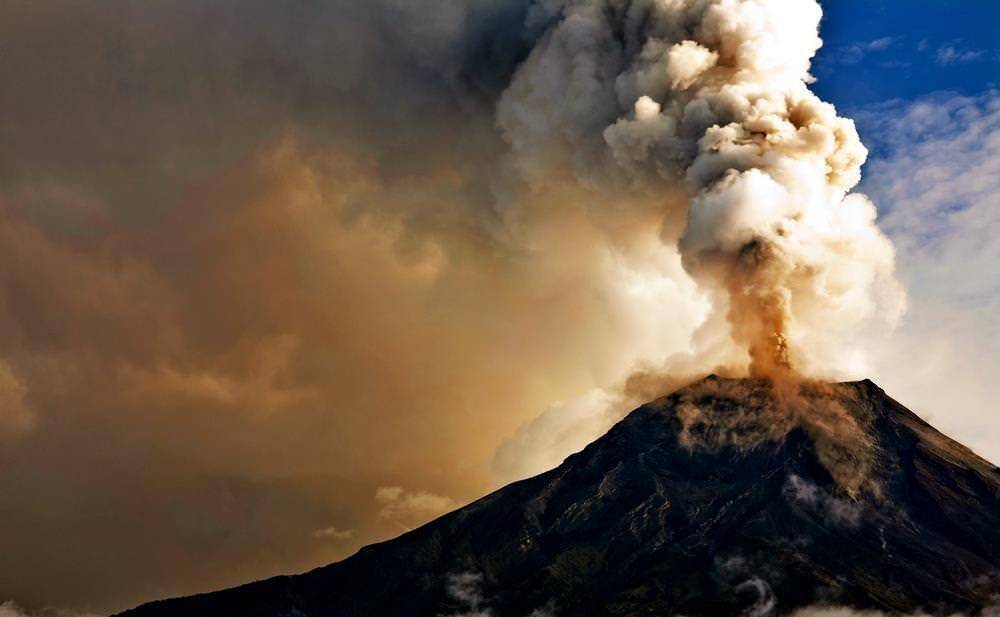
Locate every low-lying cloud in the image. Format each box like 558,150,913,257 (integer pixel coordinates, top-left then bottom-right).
784,474,862,528
442,572,554,617
0,601,98,617
311,526,356,541
376,486,457,531
792,607,1000,617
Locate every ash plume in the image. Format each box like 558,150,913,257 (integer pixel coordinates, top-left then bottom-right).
497,0,904,378
489,0,909,491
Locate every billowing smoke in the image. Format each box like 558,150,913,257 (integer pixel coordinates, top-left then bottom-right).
489,0,908,489
496,0,904,378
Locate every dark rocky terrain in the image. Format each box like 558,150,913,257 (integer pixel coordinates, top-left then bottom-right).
117,376,1000,616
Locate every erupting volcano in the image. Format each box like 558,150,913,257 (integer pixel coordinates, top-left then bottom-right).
118,376,1000,616
1,0,995,613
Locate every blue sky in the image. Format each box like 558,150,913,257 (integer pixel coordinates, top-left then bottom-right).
814,0,998,160
809,0,999,461
814,0,999,108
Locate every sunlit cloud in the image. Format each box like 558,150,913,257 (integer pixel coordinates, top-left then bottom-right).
854,90,1000,463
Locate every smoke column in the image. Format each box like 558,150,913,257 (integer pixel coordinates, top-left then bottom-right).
497,0,904,378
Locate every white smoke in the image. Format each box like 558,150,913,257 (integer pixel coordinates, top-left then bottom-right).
497,0,904,378
736,577,777,617
784,474,862,527
489,0,908,484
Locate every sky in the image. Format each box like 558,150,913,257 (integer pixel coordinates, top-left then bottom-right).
813,0,998,107
0,1,997,615
810,0,1000,461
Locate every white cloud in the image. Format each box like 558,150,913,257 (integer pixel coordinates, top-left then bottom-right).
866,37,897,52
311,526,356,541
375,486,456,530
0,601,99,617
852,90,1000,464
831,37,898,65
936,45,986,65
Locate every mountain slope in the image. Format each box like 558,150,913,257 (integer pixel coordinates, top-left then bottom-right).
117,377,1000,616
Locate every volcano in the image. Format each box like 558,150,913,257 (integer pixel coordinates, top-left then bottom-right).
117,377,999,616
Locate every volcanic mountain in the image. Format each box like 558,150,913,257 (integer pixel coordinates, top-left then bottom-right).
118,377,1000,616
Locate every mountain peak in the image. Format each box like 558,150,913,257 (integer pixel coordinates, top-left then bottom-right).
118,378,999,617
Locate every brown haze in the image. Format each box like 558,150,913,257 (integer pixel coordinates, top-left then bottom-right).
0,0,944,613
